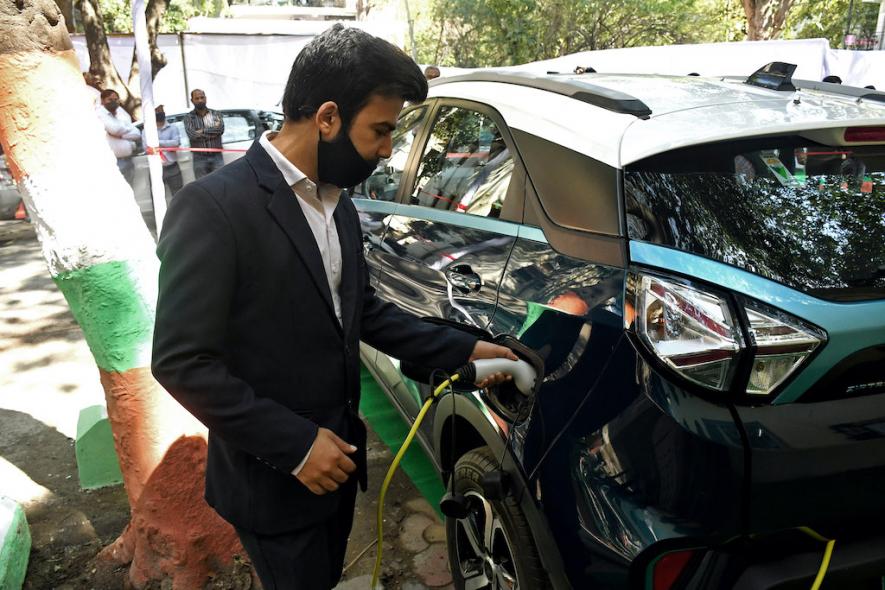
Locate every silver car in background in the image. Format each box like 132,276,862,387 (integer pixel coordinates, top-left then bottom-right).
132,109,283,230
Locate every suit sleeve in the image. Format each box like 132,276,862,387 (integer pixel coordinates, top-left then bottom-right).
352,207,478,371
152,183,317,474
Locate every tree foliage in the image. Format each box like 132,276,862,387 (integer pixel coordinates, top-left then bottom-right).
786,0,881,48
408,0,878,68
94,0,218,33
416,0,724,67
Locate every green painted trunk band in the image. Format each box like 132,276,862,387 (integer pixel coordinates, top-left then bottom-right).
54,261,153,373
0,498,30,590
359,365,445,518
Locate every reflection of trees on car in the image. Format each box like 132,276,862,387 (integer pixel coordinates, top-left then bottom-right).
357,107,427,200
413,107,503,210
625,144,885,296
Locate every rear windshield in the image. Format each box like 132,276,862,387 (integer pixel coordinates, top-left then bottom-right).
624,136,885,301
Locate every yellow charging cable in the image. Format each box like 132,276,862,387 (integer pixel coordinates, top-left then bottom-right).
799,527,836,590
371,373,459,589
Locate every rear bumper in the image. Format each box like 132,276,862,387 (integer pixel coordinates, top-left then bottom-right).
665,531,885,590
734,393,885,534
732,533,885,590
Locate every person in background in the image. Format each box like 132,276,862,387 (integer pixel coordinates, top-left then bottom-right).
96,89,140,186
183,89,225,178
822,75,842,84
424,65,440,80
143,106,183,202
83,72,101,107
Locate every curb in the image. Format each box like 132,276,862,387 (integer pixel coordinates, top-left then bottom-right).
76,405,124,490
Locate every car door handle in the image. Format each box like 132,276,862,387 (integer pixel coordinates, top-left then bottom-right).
445,264,482,293
362,234,375,254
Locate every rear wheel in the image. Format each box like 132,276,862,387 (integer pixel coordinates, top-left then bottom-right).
446,446,548,590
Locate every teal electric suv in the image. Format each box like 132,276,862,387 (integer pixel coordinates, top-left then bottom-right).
355,65,885,589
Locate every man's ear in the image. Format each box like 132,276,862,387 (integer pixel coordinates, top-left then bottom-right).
315,101,342,140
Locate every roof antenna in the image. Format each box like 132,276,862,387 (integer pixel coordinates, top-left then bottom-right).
745,62,797,91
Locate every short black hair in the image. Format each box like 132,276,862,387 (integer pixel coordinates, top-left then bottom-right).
191,89,204,98
822,75,842,84
282,24,427,125
100,89,118,100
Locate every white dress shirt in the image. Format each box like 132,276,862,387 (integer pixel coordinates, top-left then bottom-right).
258,130,344,476
96,105,140,158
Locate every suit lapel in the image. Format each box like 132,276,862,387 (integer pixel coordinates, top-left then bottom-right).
266,182,340,331
335,200,358,339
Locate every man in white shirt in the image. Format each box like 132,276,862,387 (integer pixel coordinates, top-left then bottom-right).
96,89,140,186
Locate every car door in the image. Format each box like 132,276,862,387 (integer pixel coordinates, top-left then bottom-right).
372,101,526,444
353,104,435,368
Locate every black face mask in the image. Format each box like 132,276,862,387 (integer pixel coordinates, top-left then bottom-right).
105,100,119,112
316,129,378,188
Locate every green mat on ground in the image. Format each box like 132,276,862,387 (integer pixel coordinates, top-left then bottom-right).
359,364,445,517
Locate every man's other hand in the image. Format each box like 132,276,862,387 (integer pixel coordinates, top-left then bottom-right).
469,340,519,388
295,428,357,495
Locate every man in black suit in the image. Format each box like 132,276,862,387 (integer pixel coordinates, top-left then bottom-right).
151,24,515,589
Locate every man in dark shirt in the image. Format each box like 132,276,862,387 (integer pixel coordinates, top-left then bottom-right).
183,89,225,178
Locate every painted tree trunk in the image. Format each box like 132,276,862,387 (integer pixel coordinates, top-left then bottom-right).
0,1,245,587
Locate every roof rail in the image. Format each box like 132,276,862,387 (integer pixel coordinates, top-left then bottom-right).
431,70,653,119
793,79,885,105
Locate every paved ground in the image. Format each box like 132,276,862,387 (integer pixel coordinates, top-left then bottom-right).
0,220,453,589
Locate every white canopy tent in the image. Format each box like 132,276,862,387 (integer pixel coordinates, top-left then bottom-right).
72,34,885,117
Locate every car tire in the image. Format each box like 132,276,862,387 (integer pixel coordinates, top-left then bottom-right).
446,446,549,590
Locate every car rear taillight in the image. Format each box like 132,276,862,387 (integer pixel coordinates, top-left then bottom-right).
630,272,826,397
744,302,825,395
844,126,885,142
635,275,742,391
652,550,696,590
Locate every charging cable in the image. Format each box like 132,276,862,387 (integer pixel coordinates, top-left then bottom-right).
799,527,835,590
371,372,460,589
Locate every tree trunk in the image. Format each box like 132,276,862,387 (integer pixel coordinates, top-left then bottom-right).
741,0,795,40
0,0,247,587
54,0,74,33
127,0,168,96
74,0,141,117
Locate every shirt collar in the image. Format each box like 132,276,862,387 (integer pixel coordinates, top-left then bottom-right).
259,130,307,187
258,131,340,203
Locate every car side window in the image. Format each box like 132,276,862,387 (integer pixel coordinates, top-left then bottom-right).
410,106,514,219
352,106,427,201
221,113,255,144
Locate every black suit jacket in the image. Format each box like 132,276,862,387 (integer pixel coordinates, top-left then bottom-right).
151,142,477,534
